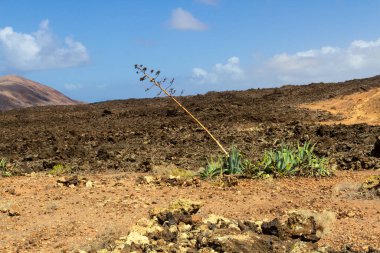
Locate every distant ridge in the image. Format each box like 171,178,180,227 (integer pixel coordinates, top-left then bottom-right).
0,75,82,111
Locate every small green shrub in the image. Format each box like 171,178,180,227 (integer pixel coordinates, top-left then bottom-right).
201,146,247,179
0,158,12,177
201,157,224,179
259,145,299,177
224,147,245,175
0,158,6,168
201,142,332,180
48,164,71,176
246,141,331,178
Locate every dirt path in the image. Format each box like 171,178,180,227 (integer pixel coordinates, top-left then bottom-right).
300,87,380,125
1,170,379,252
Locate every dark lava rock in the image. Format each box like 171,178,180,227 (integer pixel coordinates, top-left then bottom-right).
96,147,111,160
284,213,319,242
101,109,112,116
371,136,380,157
1,77,380,174
149,199,201,226
262,213,319,242
261,218,282,236
57,175,79,186
166,109,178,117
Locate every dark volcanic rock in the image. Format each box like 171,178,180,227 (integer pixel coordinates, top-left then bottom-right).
0,75,380,173
371,136,380,158
262,213,319,242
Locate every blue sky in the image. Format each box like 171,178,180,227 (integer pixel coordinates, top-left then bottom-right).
1,0,380,102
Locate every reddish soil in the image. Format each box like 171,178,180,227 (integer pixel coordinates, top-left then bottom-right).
0,75,380,252
0,170,379,252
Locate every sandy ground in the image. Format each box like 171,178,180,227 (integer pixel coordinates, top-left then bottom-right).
300,87,380,125
0,170,379,252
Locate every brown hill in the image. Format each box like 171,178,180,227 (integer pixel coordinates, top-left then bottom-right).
0,75,81,111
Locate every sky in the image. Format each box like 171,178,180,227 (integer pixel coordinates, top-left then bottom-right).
1,0,380,102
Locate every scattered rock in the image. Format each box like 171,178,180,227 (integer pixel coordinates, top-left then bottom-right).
101,109,112,116
149,199,201,226
7,210,20,217
283,213,319,242
57,176,79,187
94,199,341,253
361,175,380,191
97,148,112,160
5,188,16,195
136,175,156,185
136,175,201,187
346,211,356,218
85,180,93,188
261,218,282,236
203,214,236,230
217,175,239,187
56,176,92,188
138,160,152,172
371,136,380,157
360,175,380,198
166,109,178,117
0,208,20,217
125,231,149,246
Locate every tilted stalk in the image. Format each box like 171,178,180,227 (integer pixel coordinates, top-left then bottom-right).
136,67,228,156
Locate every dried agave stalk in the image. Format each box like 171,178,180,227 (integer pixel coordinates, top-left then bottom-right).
135,64,228,156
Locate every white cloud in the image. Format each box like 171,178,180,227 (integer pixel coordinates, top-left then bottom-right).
64,83,83,90
192,67,217,83
191,37,380,89
0,20,89,72
169,8,208,31
262,38,380,84
214,56,244,76
192,57,245,84
195,0,218,6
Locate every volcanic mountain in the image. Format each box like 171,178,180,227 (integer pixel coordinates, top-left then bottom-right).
0,75,81,111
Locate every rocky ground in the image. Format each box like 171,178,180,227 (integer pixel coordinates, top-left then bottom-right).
0,171,379,252
0,76,380,252
0,76,379,174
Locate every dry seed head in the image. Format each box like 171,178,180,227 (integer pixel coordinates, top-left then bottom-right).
134,64,228,156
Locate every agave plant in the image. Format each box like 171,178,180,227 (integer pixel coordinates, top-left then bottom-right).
297,141,314,165
203,142,331,179
305,156,331,177
223,146,245,175
0,158,6,169
259,150,275,173
201,157,224,179
243,158,269,178
201,146,248,179
247,142,332,178
0,158,12,177
260,145,296,177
